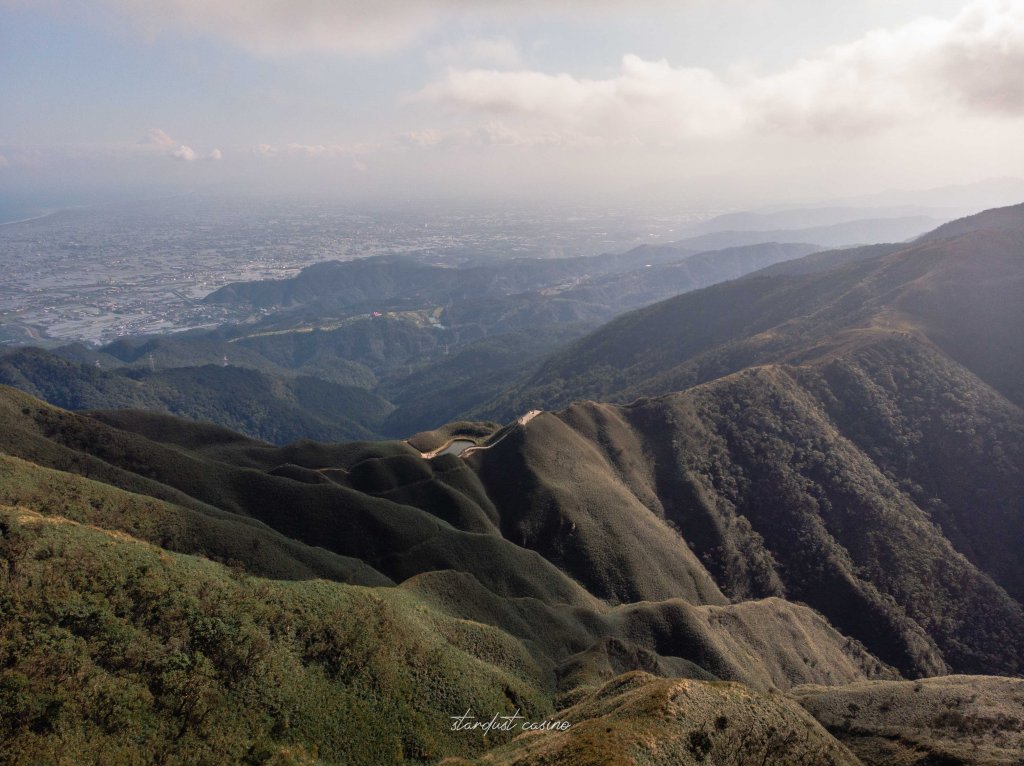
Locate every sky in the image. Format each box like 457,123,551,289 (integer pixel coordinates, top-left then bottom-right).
2,0,1024,208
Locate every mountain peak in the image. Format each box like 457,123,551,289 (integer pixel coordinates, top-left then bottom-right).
919,200,1024,242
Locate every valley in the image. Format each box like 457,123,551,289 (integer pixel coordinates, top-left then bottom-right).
1,202,1023,764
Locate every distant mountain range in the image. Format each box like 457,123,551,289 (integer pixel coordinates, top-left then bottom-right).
490,203,1024,415
1,241,822,439
666,215,941,251
1,202,1023,763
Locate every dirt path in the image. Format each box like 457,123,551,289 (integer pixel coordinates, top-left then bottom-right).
417,410,544,459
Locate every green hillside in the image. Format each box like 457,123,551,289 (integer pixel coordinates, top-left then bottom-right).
0,506,550,765
0,384,904,764
0,348,393,444
2,204,1023,764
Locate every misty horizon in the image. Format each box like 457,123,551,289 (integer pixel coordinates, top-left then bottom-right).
3,0,1024,210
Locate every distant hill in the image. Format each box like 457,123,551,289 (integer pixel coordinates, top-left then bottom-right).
0,348,393,443
2,203,1023,764
493,203,1024,413
668,215,940,252
918,200,1024,241
685,206,960,235
3,241,823,440
202,245,703,312
834,175,1024,210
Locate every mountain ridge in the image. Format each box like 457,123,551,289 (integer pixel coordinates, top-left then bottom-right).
2,202,1024,764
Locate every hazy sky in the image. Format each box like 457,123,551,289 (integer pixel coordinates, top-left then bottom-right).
2,0,1024,207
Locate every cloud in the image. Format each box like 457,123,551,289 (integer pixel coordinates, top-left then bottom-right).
169,144,223,161
396,122,577,149
170,144,198,161
0,154,9,169
251,141,379,158
140,127,176,146
417,56,744,144
416,0,1024,145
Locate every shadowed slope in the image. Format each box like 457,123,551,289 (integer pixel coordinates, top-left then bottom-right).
466,350,1024,678
491,210,1024,414
0,383,898,698
0,385,597,609
0,348,392,444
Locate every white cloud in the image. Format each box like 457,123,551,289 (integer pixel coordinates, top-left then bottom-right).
170,144,198,161
251,141,379,158
208,148,223,160
0,154,9,169
140,127,176,146
396,121,579,149
416,0,1024,145
417,56,744,144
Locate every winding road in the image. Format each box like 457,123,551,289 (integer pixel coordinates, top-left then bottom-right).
418,410,542,459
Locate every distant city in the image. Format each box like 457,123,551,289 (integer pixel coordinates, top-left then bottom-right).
0,194,716,346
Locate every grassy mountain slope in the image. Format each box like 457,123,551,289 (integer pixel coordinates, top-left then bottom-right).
468,411,727,606
11,329,1016,683
3,205,1024,763
0,348,392,443
0,451,389,586
0,386,597,609
473,672,862,766
0,382,904,689
0,506,551,765
468,364,1024,678
794,676,1024,766
0,384,910,764
1,380,890,701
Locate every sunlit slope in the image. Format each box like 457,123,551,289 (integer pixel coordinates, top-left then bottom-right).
473,672,862,766
794,675,1024,766
0,506,551,765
